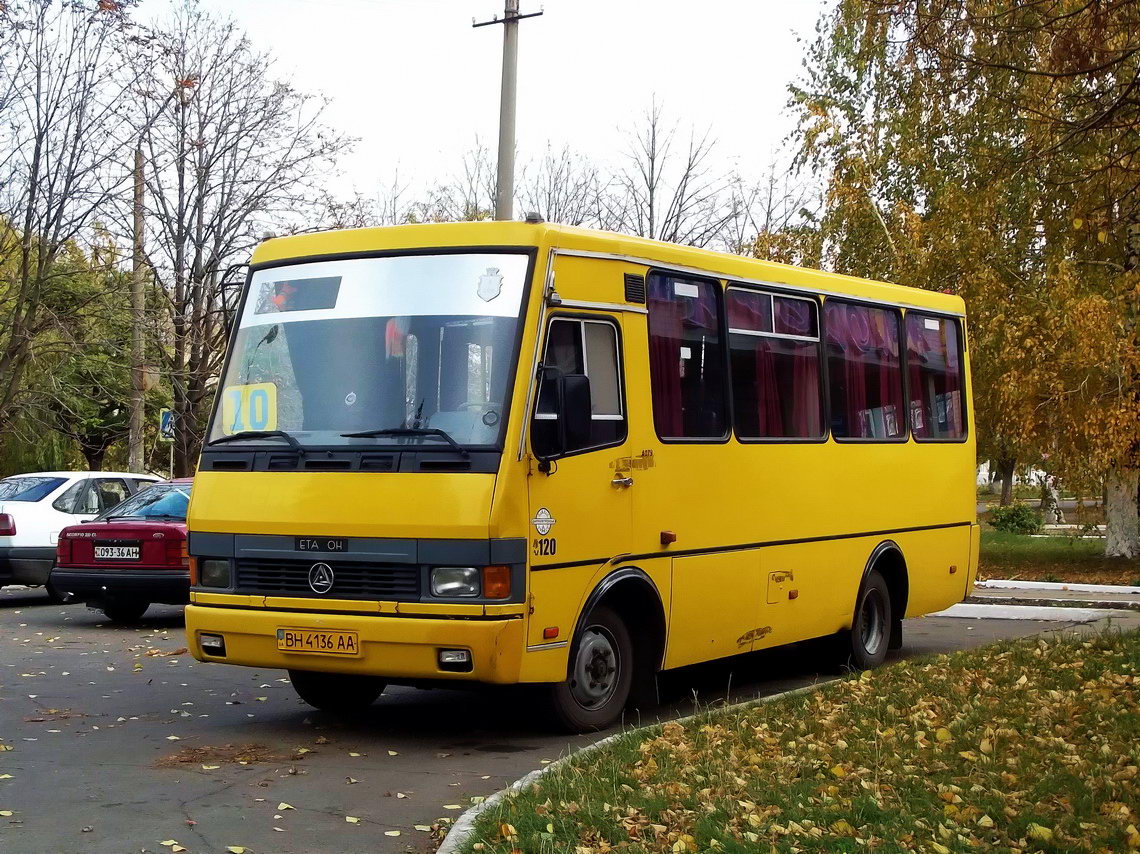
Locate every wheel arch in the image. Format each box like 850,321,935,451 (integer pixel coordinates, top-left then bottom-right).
571,566,667,676
862,540,909,647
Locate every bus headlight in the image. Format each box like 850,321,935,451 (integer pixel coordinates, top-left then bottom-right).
199,559,232,588
431,567,479,598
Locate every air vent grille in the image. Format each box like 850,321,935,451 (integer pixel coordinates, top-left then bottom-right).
624,273,646,304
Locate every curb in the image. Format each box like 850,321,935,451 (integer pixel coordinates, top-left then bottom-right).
976,579,1140,596
934,602,1118,622
435,682,825,854
967,594,1140,612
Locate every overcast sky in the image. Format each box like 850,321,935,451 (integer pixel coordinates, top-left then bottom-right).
147,0,826,197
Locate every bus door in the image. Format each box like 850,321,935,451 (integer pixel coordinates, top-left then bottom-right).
526,313,632,647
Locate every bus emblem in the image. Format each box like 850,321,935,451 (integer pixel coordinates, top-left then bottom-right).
531,508,556,535
477,267,503,302
308,563,335,594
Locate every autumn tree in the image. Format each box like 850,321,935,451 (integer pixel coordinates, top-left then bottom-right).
0,0,140,434
791,0,1140,556
134,3,350,475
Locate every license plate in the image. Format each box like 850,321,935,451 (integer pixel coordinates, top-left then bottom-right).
95,545,139,560
276,628,359,656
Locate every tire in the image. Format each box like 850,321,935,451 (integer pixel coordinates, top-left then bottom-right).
288,669,386,714
44,579,76,605
547,606,634,732
101,600,150,624
845,569,892,670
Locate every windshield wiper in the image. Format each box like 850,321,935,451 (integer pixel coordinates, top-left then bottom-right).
207,430,305,454
339,427,469,458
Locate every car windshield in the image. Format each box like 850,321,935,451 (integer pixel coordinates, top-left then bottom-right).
207,252,531,449
0,476,65,502
99,483,191,521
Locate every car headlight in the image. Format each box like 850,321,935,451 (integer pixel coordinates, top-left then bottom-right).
199,559,232,588
431,566,479,598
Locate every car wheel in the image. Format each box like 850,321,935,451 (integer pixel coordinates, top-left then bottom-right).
44,579,76,605
288,670,386,713
845,569,892,670
547,606,634,732
102,600,150,624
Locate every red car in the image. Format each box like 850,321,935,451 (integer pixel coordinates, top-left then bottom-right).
51,479,192,623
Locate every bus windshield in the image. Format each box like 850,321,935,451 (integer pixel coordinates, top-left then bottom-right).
208,252,531,450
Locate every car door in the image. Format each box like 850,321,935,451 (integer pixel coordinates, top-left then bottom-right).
526,313,632,647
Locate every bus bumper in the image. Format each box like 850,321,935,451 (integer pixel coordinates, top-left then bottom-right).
184,604,525,684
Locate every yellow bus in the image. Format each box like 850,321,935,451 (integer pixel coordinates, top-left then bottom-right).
185,221,977,731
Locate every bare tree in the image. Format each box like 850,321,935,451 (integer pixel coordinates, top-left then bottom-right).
719,158,822,263
517,144,603,226
136,3,350,474
415,139,496,223
0,0,140,431
603,99,733,248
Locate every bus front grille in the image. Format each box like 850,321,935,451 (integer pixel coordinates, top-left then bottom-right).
234,559,420,601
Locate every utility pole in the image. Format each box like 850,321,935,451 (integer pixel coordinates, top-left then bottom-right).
128,145,146,473
474,1,543,221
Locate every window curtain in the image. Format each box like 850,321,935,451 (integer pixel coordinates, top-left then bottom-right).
870,310,903,436
648,277,685,436
776,299,821,437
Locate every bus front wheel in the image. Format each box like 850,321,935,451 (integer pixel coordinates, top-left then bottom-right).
547,606,633,732
846,569,892,670
288,670,386,714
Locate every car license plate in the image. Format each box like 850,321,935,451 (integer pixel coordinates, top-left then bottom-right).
95,545,139,560
276,628,360,656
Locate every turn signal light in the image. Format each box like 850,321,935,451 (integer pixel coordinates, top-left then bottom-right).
188,556,199,585
482,565,511,599
543,626,559,640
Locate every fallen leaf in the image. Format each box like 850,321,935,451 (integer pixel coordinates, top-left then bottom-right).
345,816,360,824
384,830,400,836
277,802,294,811
226,847,247,853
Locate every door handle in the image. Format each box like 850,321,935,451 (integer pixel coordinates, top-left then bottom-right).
611,475,634,488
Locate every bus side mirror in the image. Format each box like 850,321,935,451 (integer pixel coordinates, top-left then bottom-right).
560,373,592,452
534,368,592,472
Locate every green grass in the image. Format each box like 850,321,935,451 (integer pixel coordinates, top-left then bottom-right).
979,529,1140,585
458,630,1140,853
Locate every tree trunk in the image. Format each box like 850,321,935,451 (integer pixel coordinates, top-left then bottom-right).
82,444,106,471
1104,466,1139,558
997,457,1016,506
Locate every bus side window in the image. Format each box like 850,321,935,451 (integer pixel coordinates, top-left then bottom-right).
905,313,965,440
824,300,905,440
646,273,728,440
533,317,626,457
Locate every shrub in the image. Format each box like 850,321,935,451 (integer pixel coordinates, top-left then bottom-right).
989,503,1043,535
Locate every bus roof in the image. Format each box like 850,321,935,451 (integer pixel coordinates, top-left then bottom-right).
251,221,965,315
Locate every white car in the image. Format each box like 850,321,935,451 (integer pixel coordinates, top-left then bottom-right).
0,471,162,601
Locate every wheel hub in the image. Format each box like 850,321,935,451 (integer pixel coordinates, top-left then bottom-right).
570,627,619,710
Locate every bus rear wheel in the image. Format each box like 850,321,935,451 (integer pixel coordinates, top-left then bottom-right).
288,670,386,714
846,569,892,670
547,606,633,732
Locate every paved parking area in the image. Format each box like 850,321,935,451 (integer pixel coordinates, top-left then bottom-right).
2,587,1129,854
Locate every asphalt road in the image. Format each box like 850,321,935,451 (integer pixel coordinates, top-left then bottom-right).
0,587,1121,854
